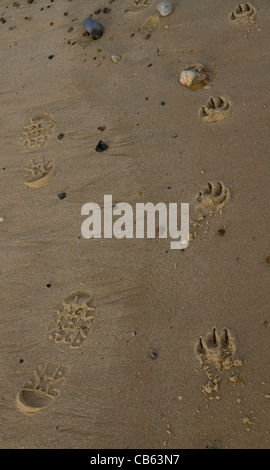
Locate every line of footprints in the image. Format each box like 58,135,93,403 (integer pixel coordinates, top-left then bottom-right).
16,2,254,413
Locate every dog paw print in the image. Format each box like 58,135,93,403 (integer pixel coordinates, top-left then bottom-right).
229,3,257,24
195,327,242,396
24,156,55,188
196,327,236,371
16,362,69,413
199,97,232,123
125,0,151,13
21,113,55,149
196,181,230,214
48,290,96,349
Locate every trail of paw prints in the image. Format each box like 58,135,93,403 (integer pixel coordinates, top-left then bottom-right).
199,97,232,123
24,155,55,188
195,327,243,398
229,3,257,25
21,113,55,149
48,290,96,350
190,181,230,240
16,362,69,413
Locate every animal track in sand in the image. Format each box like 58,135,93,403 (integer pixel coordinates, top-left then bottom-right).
195,327,243,396
125,0,151,14
24,156,55,188
142,14,160,32
21,113,55,149
48,290,96,349
196,181,230,215
229,3,257,24
189,181,230,240
199,97,232,123
16,362,69,413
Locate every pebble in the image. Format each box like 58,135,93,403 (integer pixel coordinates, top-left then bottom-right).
150,351,158,360
111,55,121,63
179,64,210,91
0,217,4,222
95,140,108,152
58,192,66,200
83,17,103,40
157,2,173,16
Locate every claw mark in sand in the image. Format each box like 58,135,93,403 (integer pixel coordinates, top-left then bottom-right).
48,290,96,349
195,327,243,397
16,362,69,413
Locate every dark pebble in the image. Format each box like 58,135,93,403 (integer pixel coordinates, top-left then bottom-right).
1,18,7,23
97,126,106,132
95,140,108,152
19,359,24,363
46,283,52,288
171,134,177,139
48,54,54,60
58,133,64,139
161,101,166,106
83,17,103,39
217,229,226,236
150,351,158,360
58,192,66,200
27,0,34,3
103,7,110,13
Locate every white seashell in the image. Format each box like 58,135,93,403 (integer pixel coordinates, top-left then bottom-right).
157,2,173,16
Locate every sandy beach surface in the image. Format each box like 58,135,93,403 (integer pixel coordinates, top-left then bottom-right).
0,0,269,449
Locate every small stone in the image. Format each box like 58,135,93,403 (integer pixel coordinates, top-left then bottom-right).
58,133,64,139
95,140,108,152
58,192,66,200
217,228,226,236
48,54,54,60
111,55,121,63
266,255,270,264
157,2,173,17
179,64,210,91
83,17,103,40
0,217,4,222
1,17,7,23
97,126,106,132
150,351,158,360
19,359,24,363
103,7,110,14
171,134,177,138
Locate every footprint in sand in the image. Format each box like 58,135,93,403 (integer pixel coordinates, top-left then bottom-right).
142,14,160,32
48,290,96,350
189,181,230,240
16,362,69,413
20,113,55,150
199,97,232,123
229,3,257,25
125,0,152,14
195,327,243,396
24,155,55,188
196,181,230,215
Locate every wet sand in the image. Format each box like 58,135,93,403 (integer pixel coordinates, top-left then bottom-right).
0,0,270,449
